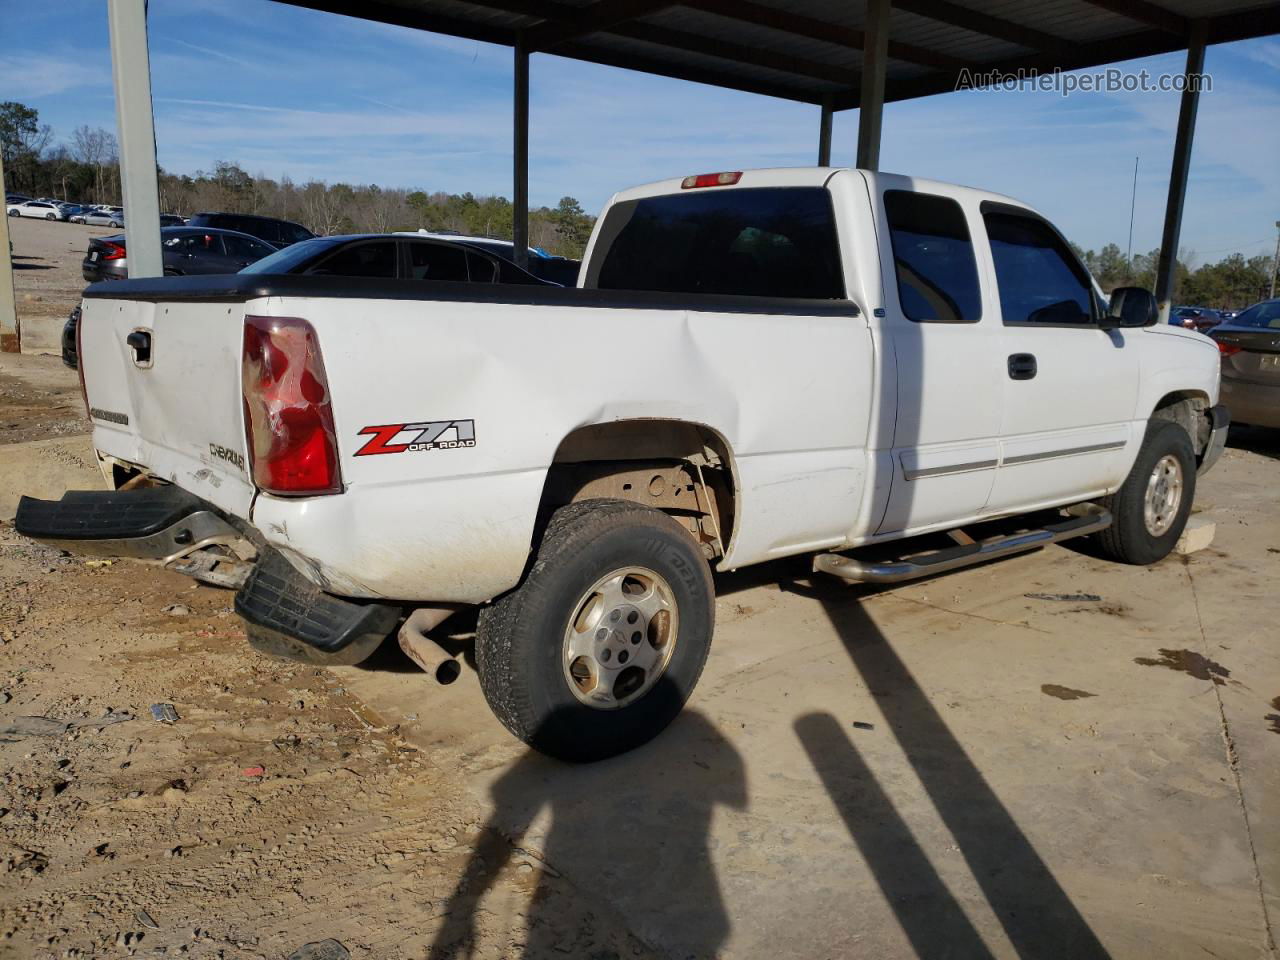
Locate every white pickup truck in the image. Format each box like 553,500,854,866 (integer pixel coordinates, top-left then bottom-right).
17,168,1228,761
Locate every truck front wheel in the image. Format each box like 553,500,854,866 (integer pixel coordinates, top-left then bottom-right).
1096,419,1195,565
475,499,714,762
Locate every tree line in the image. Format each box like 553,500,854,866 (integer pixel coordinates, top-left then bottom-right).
1,101,595,258
1072,241,1276,311
3,99,1277,290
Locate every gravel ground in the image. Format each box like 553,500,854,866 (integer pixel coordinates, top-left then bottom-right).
8,218,116,356
0,356,654,960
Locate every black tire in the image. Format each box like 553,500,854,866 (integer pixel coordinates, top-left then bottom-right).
476,499,715,762
46,213,56,220
1095,419,1196,565
109,220,121,228
8,209,18,217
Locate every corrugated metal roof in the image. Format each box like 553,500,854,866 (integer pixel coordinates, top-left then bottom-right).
283,0,1280,105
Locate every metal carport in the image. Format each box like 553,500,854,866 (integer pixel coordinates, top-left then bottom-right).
3,0,1276,350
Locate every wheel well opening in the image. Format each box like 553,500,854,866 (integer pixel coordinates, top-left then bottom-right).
1152,391,1211,458
538,421,737,561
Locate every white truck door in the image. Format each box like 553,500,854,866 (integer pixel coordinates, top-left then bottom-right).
979,204,1139,511
869,181,1005,536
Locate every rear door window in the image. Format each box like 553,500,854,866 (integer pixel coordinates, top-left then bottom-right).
308,241,397,279
883,191,981,323
984,210,1096,326
587,186,844,299
223,234,274,261
406,241,469,281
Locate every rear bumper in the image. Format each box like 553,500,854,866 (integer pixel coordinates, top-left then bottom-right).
15,487,398,665
1220,376,1280,429
1199,403,1230,476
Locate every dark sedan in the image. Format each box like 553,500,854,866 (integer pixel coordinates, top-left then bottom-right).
1170,305,1222,332
1210,299,1280,429
240,233,557,285
81,226,277,282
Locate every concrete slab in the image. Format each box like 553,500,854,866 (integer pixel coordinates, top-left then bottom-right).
338,432,1280,960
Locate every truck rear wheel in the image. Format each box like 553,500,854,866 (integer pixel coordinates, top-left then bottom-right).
475,499,714,762
1095,419,1195,565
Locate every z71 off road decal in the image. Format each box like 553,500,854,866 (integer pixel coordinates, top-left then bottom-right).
355,420,476,456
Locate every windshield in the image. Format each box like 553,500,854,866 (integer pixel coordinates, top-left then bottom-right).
1231,301,1280,329
239,237,341,274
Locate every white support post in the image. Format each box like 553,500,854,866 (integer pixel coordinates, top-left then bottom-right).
107,0,163,278
0,149,18,352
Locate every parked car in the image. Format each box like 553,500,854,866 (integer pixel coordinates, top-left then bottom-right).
186,212,314,248
159,214,186,227
402,230,581,285
5,193,32,205
18,167,1227,763
6,200,64,220
1170,305,1222,332
82,226,276,282
61,305,80,369
1210,299,1280,428
241,233,554,284
81,207,125,227
59,203,88,220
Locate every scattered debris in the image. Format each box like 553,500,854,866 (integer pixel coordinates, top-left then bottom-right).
150,703,179,724
1266,697,1280,735
1025,593,1102,602
273,733,301,751
135,909,159,930
163,603,193,617
1,710,131,738
851,721,875,730
287,939,351,960
242,765,266,779
1041,684,1097,701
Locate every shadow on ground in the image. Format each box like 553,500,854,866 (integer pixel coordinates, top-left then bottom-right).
412,568,1108,959
1226,424,1280,461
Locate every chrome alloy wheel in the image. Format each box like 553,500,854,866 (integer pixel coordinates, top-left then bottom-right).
562,567,679,709
1143,453,1183,537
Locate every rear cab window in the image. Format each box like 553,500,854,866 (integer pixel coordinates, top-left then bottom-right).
585,186,845,299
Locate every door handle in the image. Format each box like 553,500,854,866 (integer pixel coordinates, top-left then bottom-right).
1007,353,1037,380
126,330,152,365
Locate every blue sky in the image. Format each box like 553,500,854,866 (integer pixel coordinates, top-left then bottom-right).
2,0,1278,261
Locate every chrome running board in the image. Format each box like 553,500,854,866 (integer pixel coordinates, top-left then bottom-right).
814,505,1112,585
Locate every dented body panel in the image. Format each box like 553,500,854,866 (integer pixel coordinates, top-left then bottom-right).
73,167,1221,604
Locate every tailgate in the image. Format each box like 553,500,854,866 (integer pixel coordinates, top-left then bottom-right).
79,295,255,517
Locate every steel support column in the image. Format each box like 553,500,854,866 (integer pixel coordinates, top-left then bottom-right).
1154,19,1206,324
107,0,163,278
818,94,833,166
513,35,530,270
0,150,18,352
856,0,889,170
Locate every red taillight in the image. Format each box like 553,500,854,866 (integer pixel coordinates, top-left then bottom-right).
100,242,126,261
680,171,742,189
241,315,342,496
1216,340,1241,357
75,307,88,414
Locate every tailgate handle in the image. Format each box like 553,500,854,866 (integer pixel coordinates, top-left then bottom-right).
126,330,152,365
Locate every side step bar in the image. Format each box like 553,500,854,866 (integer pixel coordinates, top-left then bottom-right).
814,506,1112,585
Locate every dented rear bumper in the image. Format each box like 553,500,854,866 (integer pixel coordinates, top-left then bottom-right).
15,487,398,665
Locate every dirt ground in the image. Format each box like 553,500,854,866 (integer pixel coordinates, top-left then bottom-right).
8,217,116,356
1,234,1278,958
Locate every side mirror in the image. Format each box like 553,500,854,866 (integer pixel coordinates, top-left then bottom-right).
1104,286,1157,328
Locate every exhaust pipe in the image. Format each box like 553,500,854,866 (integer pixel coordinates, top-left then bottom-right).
398,607,463,684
